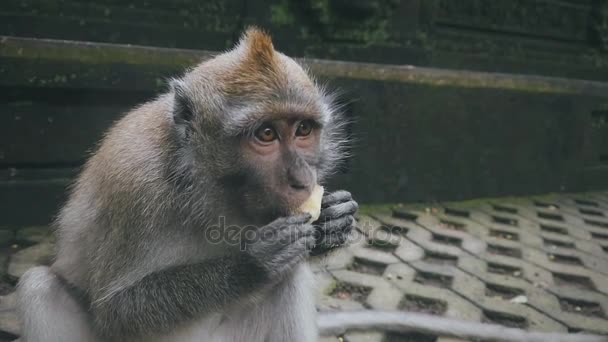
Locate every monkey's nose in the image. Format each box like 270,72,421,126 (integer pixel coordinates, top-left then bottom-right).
286,154,315,193
289,182,309,191
287,167,313,192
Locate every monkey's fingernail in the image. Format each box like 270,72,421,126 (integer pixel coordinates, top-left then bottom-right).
299,213,312,221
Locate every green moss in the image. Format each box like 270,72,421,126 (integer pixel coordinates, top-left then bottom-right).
309,0,331,25
3,37,607,96
358,204,397,216
0,37,201,67
306,60,608,96
301,0,397,44
270,1,295,26
322,278,338,295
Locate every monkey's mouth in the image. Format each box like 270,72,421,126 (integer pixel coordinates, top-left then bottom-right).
271,199,297,220
239,192,289,225
264,197,304,224
239,183,310,225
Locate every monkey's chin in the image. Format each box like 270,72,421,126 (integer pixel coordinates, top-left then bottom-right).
295,185,324,223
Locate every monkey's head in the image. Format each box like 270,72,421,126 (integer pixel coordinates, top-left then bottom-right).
170,28,347,223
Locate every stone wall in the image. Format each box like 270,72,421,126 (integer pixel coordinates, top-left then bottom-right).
2,0,607,79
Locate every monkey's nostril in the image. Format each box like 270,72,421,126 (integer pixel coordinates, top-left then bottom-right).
290,183,308,191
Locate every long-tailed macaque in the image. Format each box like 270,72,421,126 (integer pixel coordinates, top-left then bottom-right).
16,28,357,342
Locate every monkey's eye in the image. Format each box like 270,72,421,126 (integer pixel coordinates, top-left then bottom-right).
296,120,314,137
254,124,278,142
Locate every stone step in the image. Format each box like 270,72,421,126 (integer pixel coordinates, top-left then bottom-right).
2,36,608,95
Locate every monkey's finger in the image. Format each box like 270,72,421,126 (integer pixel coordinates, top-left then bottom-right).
277,223,314,245
319,231,349,249
293,234,315,253
297,223,316,236
317,215,354,234
278,214,314,236
319,200,358,220
342,216,355,233
289,223,316,239
303,235,316,251
286,213,312,225
261,214,311,237
321,190,352,208
274,235,313,267
256,220,287,241
288,233,316,253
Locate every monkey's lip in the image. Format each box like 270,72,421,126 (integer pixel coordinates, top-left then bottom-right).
285,190,313,209
268,200,304,221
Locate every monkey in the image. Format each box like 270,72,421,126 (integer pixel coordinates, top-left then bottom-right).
16,27,358,342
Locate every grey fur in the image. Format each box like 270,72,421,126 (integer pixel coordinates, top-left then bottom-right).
17,28,355,342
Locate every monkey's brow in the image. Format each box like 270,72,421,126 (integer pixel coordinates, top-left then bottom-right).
228,112,323,136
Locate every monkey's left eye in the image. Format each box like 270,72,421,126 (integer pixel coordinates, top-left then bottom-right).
255,124,278,142
296,120,314,137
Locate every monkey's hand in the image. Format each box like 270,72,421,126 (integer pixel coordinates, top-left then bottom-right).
243,213,315,281
310,190,358,256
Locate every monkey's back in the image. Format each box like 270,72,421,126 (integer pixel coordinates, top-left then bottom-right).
51,94,185,290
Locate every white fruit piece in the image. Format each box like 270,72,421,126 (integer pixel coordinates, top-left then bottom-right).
298,185,324,223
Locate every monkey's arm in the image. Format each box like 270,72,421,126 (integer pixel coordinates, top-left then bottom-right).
91,255,262,340
311,190,358,256
91,214,314,340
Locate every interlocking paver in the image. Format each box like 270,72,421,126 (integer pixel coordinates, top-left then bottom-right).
314,191,608,338
386,263,482,322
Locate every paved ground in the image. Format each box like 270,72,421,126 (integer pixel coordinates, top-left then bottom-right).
1,191,608,341
315,191,608,341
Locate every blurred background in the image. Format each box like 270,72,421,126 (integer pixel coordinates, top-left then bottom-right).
0,0,607,226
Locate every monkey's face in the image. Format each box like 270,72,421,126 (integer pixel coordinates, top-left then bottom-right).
238,116,321,221
171,28,346,225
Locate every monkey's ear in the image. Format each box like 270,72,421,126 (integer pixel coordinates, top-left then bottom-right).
170,79,195,136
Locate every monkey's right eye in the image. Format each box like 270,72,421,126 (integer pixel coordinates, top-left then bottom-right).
254,125,278,143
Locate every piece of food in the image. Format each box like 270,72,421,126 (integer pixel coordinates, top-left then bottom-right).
298,185,324,223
